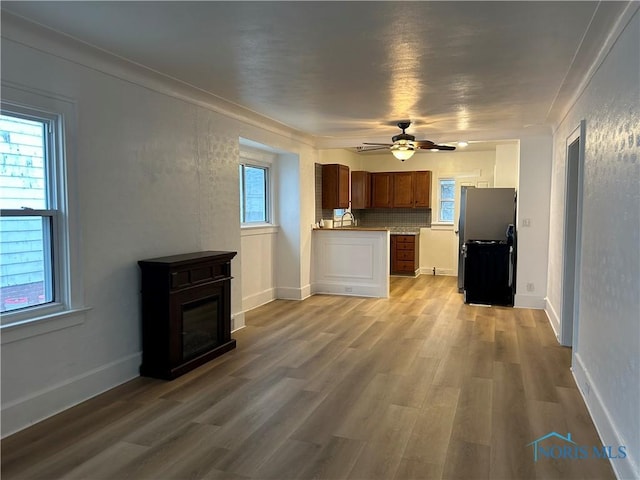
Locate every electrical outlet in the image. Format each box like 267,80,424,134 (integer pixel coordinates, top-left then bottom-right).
523,218,531,227
526,282,535,292
345,286,353,293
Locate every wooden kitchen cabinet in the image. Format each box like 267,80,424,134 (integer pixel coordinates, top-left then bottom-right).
370,170,431,208
390,234,420,275
371,172,393,208
392,172,415,207
322,164,349,209
414,171,432,207
351,171,371,209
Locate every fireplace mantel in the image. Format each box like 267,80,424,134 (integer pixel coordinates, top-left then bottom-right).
138,251,237,380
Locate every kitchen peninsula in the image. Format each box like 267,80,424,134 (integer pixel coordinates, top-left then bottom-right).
312,227,390,298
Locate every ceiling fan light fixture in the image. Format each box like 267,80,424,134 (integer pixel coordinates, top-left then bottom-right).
457,141,469,148
391,142,415,161
359,121,455,158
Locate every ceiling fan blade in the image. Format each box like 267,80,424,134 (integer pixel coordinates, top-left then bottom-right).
357,146,389,152
416,144,456,151
363,142,393,146
414,140,435,148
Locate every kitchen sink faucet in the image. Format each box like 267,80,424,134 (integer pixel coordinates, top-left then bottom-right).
340,211,356,227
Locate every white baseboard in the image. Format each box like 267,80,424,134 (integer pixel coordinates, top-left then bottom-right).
544,298,561,342
231,311,246,331
276,285,311,301
1,352,141,438
419,268,456,276
312,282,388,298
514,293,546,309
300,284,311,300
572,353,639,480
241,288,275,313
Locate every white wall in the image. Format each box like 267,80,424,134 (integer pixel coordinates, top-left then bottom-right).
494,143,519,187
515,135,553,308
0,15,316,436
546,8,639,479
299,151,318,296
317,148,362,170
241,227,278,312
275,153,303,299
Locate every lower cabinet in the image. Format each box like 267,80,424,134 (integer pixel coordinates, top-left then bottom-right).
390,234,420,275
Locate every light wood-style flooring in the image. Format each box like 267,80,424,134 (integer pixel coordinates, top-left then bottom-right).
1,276,615,479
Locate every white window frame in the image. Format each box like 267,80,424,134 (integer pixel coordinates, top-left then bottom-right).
1,84,85,337
239,146,275,228
437,177,456,224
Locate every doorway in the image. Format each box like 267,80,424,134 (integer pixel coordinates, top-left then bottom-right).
560,121,585,347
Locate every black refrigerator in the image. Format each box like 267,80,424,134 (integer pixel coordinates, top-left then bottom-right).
458,188,516,306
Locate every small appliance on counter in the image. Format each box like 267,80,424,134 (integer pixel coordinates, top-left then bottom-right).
320,219,333,228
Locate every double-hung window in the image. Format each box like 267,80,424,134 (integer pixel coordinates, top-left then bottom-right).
239,163,270,224
438,178,455,223
0,106,63,321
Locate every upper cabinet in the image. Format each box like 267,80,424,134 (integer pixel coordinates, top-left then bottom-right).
414,171,432,208
322,164,350,209
392,172,415,207
369,171,431,208
371,172,393,208
351,171,371,209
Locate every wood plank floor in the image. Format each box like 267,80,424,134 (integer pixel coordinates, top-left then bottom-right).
1,276,615,479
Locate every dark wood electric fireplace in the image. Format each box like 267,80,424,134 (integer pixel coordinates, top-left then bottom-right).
138,251,237,380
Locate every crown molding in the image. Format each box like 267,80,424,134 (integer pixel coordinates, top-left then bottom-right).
547,1,639,131
1,12,316,148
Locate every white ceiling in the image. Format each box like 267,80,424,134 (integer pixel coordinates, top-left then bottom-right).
1,1,630,148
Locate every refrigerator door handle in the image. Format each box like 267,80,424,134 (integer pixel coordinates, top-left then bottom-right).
508,246,514,287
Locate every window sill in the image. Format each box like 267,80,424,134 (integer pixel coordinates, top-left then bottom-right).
430,223,455,231
241,224,279,236
1,307,91,344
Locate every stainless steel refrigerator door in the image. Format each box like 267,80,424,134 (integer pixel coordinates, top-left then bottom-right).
463,188,516,242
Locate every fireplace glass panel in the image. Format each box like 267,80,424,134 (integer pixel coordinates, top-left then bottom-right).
182,296,219,361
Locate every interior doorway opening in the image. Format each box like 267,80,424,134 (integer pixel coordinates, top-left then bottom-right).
560,121,585,347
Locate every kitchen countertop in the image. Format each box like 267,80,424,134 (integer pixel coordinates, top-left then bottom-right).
312,227,389,232
312,226,422,235
388,227,421,235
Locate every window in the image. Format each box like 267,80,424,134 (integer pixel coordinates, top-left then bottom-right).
438,178,455,223
0,107,62,318
333,208,346,220
239,163,269,224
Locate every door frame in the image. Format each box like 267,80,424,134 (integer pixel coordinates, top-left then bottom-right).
560,120,586,347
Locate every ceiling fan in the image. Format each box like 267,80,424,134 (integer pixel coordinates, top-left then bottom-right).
357,121,455,161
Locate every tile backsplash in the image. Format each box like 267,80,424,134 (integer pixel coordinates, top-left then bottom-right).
353,208,431,228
